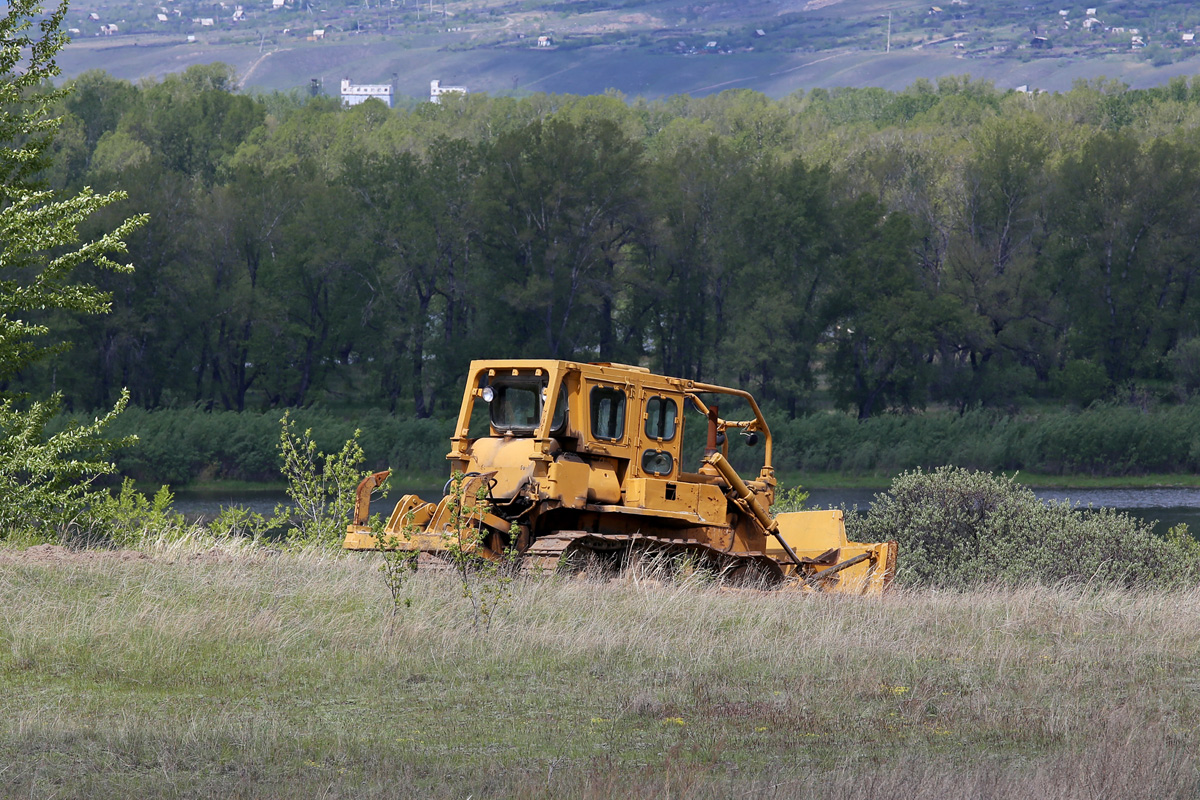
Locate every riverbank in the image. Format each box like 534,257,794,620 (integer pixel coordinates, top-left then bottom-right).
782,471,1200,490
3,544,1196,798
89,404,1200,489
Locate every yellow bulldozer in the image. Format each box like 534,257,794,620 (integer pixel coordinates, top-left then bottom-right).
345,359,896,594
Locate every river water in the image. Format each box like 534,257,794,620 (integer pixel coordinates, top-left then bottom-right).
805,486,1200,534
172,484,1200,535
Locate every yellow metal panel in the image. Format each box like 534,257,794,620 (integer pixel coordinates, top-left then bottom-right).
587,504,704,523
696,484,727,525
587,459,622,504
467,437,538,498
544,458,590,506
625,478,727,525
770,510,849,556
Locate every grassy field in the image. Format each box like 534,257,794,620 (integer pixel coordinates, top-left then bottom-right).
3,541,1198,798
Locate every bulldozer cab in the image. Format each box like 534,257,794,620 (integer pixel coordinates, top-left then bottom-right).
450,360,772,493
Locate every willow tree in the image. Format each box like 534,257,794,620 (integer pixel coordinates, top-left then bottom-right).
0,0,145,535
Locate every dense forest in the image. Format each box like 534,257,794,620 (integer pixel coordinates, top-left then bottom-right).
19,66,1200,421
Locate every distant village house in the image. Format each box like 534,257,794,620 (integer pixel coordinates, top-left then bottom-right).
341,78,394,108
430,79,467,104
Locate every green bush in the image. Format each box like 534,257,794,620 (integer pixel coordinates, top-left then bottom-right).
45,401,1200,487
1053,359,1110,407
846,466,1200,588
770,403,1200,477
53,408,455,485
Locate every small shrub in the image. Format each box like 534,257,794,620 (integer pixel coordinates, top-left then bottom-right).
772,484,810,515
847,466,1200,588
206,505,271,541
0,392,135,539
376,511,418,616
274,411,376,548
440,472,519,631
85,478,189,547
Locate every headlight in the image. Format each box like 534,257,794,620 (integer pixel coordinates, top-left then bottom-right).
481,386,495,403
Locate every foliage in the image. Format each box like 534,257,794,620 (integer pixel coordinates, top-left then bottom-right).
86,407,449,485
772,484,810,515
438,471,519,631
847,466,1200,588
0,392,133,537
375,511,418,616
772,403,1200,478
72,401,1200,487
0,0,144,539
21,69,1200,422
84,477,187,546
205,504,270,541
273,411,373,548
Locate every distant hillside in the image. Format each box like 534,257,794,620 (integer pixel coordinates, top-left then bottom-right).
56,0,1200,97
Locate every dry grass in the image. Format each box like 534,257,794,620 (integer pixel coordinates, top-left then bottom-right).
2,541,1198,798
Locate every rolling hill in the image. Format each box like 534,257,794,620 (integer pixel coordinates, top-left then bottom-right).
54,0,1200,99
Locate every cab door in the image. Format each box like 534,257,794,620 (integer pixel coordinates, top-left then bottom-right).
634,391,683,479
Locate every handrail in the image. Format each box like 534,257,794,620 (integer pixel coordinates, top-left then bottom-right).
686,382,773,469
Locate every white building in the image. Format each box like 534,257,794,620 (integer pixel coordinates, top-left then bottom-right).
341,78,394,107
430,79,467,104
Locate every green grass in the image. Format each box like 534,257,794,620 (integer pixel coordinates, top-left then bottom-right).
2,542,1198,797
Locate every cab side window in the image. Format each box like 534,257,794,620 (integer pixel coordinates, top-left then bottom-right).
590,386,626,441
644,397,677,441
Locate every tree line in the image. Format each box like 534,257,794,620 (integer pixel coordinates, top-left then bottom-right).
17,66,1200,419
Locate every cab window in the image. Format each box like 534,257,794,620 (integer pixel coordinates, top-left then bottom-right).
644,397,678,441
490,381,541,433
489,378,568,436
548,383,567,431
642,449,674,476
590,386,626,441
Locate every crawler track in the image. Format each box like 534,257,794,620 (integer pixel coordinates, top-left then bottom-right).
521,530,785,585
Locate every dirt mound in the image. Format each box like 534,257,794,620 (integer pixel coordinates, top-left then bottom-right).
0,543,151,565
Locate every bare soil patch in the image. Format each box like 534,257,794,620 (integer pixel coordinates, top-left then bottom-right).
0,543,150,565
